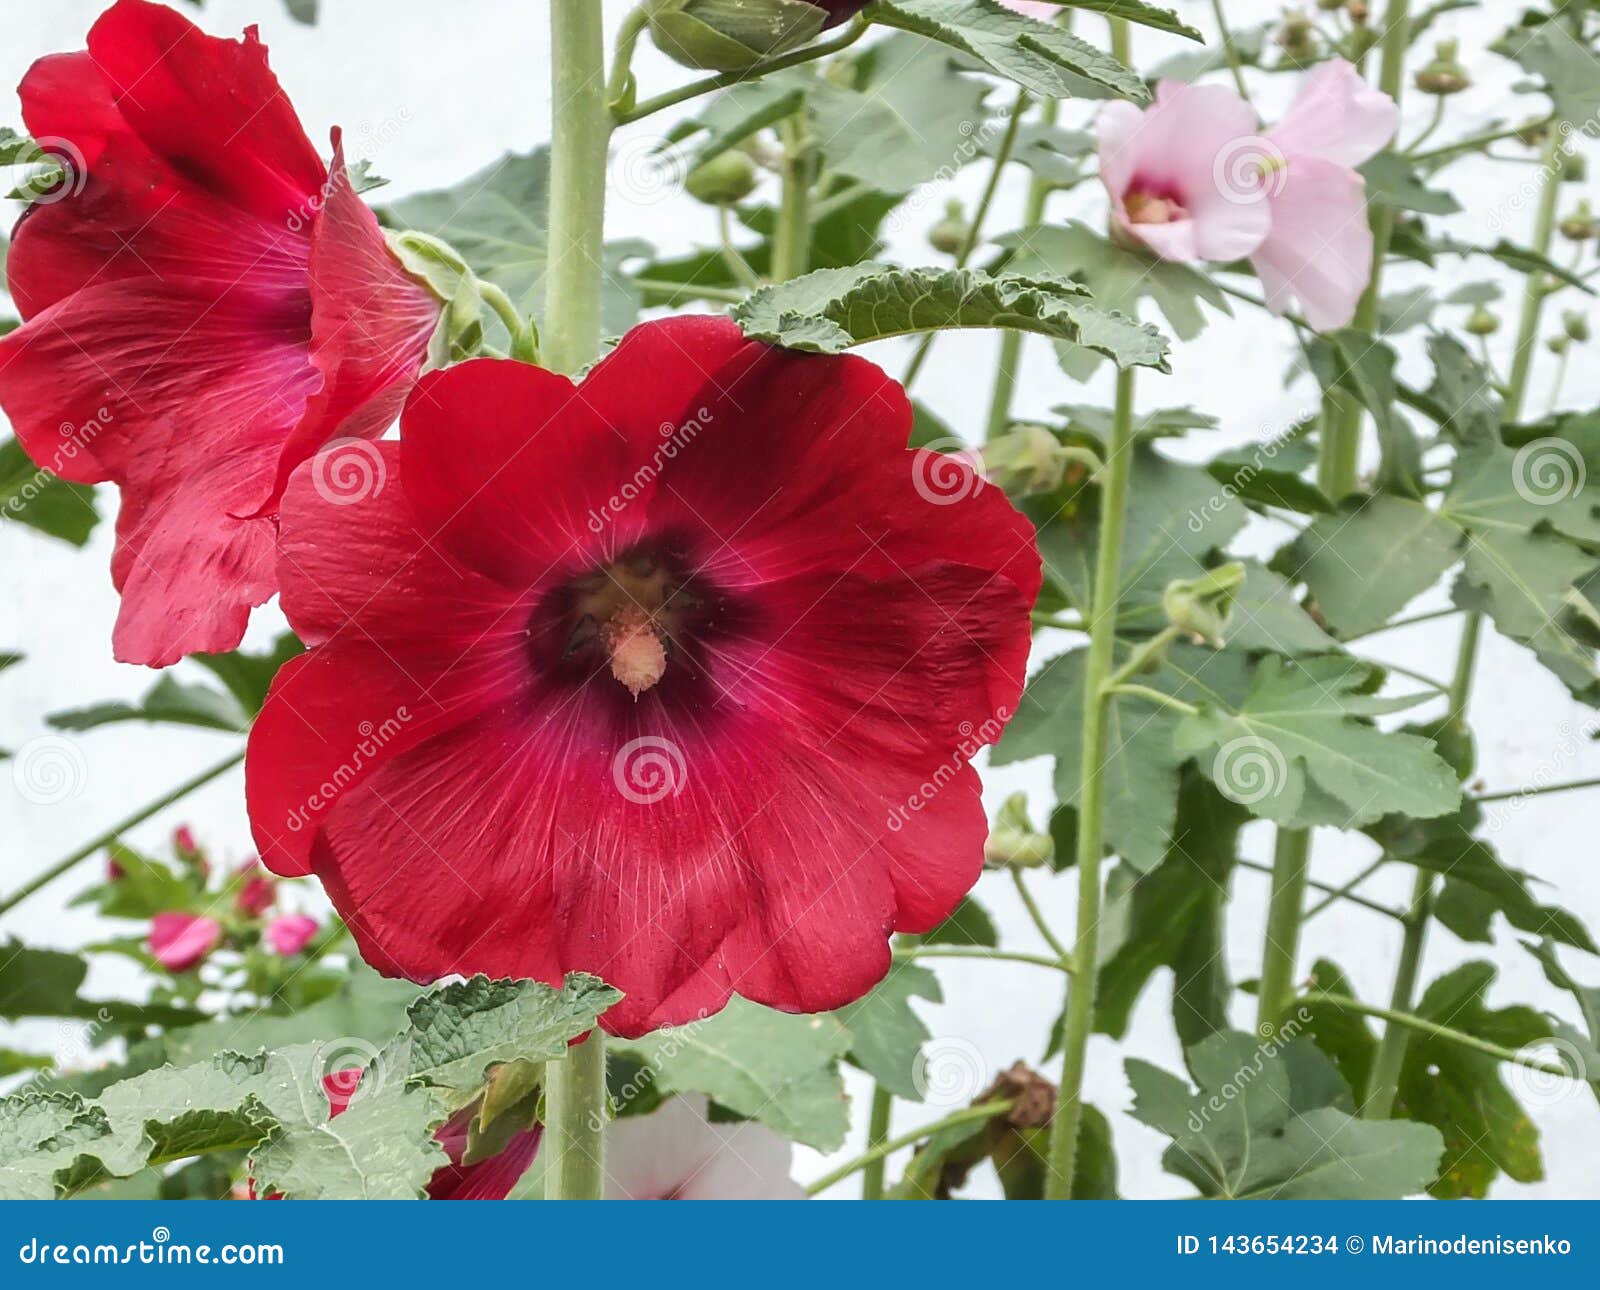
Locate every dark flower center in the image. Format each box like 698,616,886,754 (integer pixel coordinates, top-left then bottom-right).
557,545,712,699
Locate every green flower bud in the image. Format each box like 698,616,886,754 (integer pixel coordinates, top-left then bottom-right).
684,150,758,205
1564,311,1590,343
1162,562,1246,648
1464,306,1500,336
1415,41,1469,95
983,793,1054,870
1516,117,1550,148
1560,199,1598,242
1548,333,1570,356
1560,150,1587,183
928,199,970,256
648,0,827,74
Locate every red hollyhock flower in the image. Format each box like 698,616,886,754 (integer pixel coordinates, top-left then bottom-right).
246,317,1039,1037
0,0,441,666
807,0,872,26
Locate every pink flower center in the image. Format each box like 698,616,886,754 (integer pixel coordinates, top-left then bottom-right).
1124,188,1187,225
562,548,707,699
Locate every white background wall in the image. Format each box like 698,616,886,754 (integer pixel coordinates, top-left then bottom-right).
2,0,1597,1198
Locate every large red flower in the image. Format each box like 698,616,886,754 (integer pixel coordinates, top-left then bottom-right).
0,0,441,666
246,317,1039,1037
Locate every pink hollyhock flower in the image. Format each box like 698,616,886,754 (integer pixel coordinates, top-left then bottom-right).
997,0,1062,19
245,316,1039,1038
148,912,221,972
264,913,318,956
234,860,276,918
0,0,442,666
605,1095,804,1200
1096,60,1397,330
1254,59,1399,329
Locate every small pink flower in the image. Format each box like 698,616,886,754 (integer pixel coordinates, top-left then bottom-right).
997,0,1062,18
172,824,208,878
148,912,221,972
1096,59,1397,330
265,914,318,956
233,859,276,917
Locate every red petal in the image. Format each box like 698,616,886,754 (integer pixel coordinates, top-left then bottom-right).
0,280,316,664
248,132,440,516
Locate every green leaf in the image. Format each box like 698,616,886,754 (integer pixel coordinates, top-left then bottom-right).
393,973,621,1096
1049,0,1202,41
1206,434,1332,514
832,961,940,1100
0,436,100,547
666,79,804,170
1307,331,1423,495
1526,940,1600,1106
0,940,197,1028
613,997,852,1150
1278,494,1463,638
189,633,303,716
866,0,1149,101
0,1092,115,1200
1499,18,1600,127
1226,560,1339,655
381,147,648,338
1395,963,1552,1197
49,675,251,734
733,263,1169,370
1360,151,1461,215
998,223,1229,377
1422,333,1502,444
923,895,999,947
1127,1031,1443,1198
1176,654,1462,828
1094,774,1248,1040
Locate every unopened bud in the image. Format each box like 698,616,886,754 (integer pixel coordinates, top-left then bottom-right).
928,199,970,256
1415,40,1469,95
984,793,1054,869
1548,333,1570,356
1560,200,1598,241
1561,150,1587,183
980,423,1071,496
1464,306,1500,336
1163,563,1246,648
684,151,758,205
1564,311,1590,343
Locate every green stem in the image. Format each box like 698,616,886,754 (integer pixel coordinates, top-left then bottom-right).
544,1029,606,1199
1302,993,1575,1079
544,0,611,376
605,4,652,111
771,115,813,283
1303,856,1388,919
1237,858,1405,921
477,280,537,362
1411,117,1551,164
1207,0,1250,101
0,748,244,919
717,204,761,287
1476,773,1600,804
614,17,870,125
1505,133,1566,416
807,1100,1016,1196
894,946,1072,973
1256,829,1312,1031
1364,869,1434,1118
1104,625,1182,692
903,88,1028,390
1402,95,1446,154
861,1085,893,1200
1340,605,1462,640
1010,869,1073,964
1044,363,1137,1200
1104,683,1197,716
1032,611,1086,632
633,278,747,305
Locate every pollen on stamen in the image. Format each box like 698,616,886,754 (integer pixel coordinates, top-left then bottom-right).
602,604,667,698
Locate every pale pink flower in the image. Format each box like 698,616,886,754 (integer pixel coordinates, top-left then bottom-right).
1095,59,1397,330
1255,58,1398,328
604,1095,805,1199
264,913,318,956
997,0,1062,18
148,912,221,972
